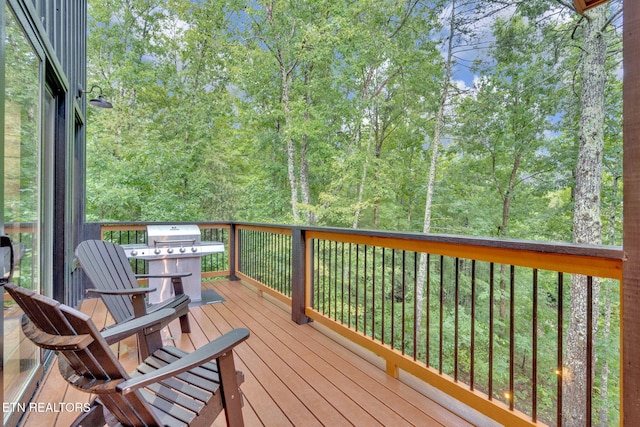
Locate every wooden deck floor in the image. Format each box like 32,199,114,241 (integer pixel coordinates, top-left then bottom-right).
21,280,488,427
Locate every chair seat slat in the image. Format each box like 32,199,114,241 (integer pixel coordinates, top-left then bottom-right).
155,346,221,374
149,347,221,381
143,382,206,413
133,364,213,403
139,388,196,425
141,357,221,394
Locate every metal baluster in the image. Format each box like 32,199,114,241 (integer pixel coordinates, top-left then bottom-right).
402,250,407,355
587,275,593,427
381,248,386,345
489,262,495,400
364,245,368,335
356,244,360,332
373,246,377,340
334,240,339,321
470,260,476,390
455,257,460,381
557,272,564,427
426,253,431,367
341,242,346,324
391,250,396,351
413,252,418,361
532,268,538,422
509,265,515,411
439,255,444,374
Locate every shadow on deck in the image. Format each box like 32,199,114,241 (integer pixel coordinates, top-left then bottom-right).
22,279,499,426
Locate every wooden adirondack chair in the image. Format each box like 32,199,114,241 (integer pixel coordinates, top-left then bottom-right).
75,240,192,357
5,283,249,427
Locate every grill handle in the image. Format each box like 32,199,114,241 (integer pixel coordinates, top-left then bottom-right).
151,239,197,246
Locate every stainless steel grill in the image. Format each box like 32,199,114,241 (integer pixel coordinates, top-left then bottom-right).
122,224,223,303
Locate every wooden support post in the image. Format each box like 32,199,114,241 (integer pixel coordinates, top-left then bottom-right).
386,360,399,379
623,2,640,424
291,227,310,325
228,223,239,281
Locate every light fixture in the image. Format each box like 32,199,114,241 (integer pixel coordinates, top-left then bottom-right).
573,0,610,14
80,85,113,108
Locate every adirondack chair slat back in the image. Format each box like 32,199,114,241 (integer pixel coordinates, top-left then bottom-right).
76,239,137,323
5,283,163,427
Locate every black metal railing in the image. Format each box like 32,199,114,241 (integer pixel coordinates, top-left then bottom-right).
310,241,581,424
303,229,621,427
200,225,230,276
236,225,293,299
95,222,623,427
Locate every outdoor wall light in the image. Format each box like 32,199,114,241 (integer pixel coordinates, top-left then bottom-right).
573,0,610,14
79,85,113,108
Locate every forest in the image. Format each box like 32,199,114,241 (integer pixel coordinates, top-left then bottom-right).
85,0,622,243
85,1,623,425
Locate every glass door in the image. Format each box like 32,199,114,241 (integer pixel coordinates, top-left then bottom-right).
2,5,44,424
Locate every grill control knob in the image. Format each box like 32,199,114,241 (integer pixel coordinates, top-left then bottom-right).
167,248,174,254
191,247,198,253
131,250,138,257
154,248,161,255
180,247,186,253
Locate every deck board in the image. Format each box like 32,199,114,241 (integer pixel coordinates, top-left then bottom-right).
20,279,478,427
220,283,461,426
226,283,476,427
198,295,358,426
212,283,429,426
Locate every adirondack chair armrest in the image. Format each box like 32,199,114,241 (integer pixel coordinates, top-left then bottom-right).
101,308,176,345
135,272,191,295
86,287,157,296
116,327,250,394
135,272,192,279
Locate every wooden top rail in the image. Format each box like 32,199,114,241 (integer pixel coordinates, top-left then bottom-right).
97,222,624,280
306,229,624,280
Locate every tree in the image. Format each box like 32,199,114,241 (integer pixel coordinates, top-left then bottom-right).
565,5,608,426
416,0,457,338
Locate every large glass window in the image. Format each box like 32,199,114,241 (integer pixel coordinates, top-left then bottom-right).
3,5,43,422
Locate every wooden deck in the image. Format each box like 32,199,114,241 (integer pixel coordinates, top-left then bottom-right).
21,280,493,427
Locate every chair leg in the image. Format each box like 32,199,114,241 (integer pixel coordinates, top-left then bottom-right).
217,352,244,427
179,313,191,333
138,326,163,360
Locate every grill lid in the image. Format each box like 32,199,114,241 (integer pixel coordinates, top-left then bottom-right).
121,224,223,259
147,224,201,245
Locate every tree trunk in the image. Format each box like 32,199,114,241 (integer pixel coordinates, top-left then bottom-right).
416,0,456,333
300,66,314,225
300,134,312,224
351,66,376,230
373,107,386,229
278,53,300,223
352,136,370,229
496,152,521,317
564,7,606,427
264,1,300,223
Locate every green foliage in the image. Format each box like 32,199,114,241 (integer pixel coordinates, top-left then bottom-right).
86,1,623,421
86,0,622,240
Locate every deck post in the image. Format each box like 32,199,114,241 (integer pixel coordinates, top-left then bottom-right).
623,1,640,424
228,223,239,281
291,227,310,324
